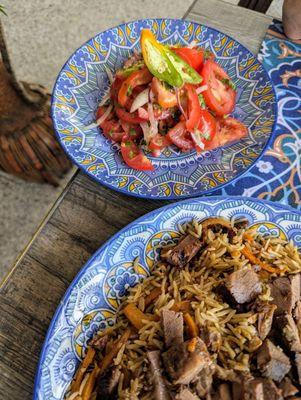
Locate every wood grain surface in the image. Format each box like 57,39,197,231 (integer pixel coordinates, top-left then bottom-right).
0,1,273,398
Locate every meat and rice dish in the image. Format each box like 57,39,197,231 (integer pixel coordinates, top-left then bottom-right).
65,217,301,399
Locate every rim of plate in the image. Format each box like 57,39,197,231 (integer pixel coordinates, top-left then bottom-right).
34,195,300,399
51,18,278,200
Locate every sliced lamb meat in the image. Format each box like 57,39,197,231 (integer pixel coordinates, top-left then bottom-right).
295,352,301,385
241,378,264,400
162,337,212,385
175,388,199,400
161,234,202,268
232,382,243,400
96,367,121,400
217,383,232,400
194,365,215,397
276,313,301,352
162,309,183,348
270,275,300,315
279,377,298,398
201,328,222,353
257,302,277,340
261,379,283,400
147,351,170,400
257,339,291,382
217,268,262,306
89,334,108,351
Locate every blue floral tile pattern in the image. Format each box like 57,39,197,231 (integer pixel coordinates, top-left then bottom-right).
52,18,276,200
35,196,301,400
210,20,301,209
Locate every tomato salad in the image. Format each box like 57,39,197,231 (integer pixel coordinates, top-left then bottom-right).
94,29,248,171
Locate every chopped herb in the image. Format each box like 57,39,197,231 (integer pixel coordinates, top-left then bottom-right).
140,139,147,146
195,128,210,141
129,128,137,136
127,85,133,96
125,140,132,147
203,49,213,60
129,150,135,159
221,78,236,90
198,93,206,109
108,129,114,137
223,114,230,119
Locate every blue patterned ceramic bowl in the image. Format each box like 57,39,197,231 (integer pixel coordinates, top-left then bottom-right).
52,18,277,200
34,196,301,399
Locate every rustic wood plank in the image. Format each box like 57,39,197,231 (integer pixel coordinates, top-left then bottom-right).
0,2,272,398
188,0,272,53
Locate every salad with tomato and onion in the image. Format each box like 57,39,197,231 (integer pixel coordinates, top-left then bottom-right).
94,29,248,171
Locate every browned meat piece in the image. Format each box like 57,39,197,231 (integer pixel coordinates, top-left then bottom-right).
201,328,222,353
175,388,199,400
279,377,298,398
261,379,283,400
162,337,212,385
270,275,300,315
161,234,201,268
147,351,170,400
194,365,215,397
257,339,291,382
257,302,277,340
232,382,243,400
89,334,108,351
217,383,232,400
296,353,301,385
218,268,262,306
242,378,264,400
162,309,183,348
294,300,301,321
96,367,121,399
237,378,283,400
276,313,301,352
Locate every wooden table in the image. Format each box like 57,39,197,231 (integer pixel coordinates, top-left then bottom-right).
0,1,273,398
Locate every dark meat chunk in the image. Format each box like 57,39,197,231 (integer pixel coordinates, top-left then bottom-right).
295,353,301,385
201,328,222,353
270,275,300,315
276,313,301,352
89,334,108,351
261,379,283,400
257,339,291,382
96,367,121,400
242,378,264,400
217,383,232,400
147,351,170,400
232,382,243,400
257,302,277,340
162,309,183,348
218,268,262,306
161,234,201,268
279,377,298,398
175,388,199,400
162,337,212,385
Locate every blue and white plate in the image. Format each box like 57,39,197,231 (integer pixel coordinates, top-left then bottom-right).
52,18,277,200
35,196,301,400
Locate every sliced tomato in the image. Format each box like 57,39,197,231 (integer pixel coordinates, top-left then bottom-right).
149,134,172,151
172,47,204,72
116,107,147,124
167,121,194,151
185,84,201,132
197,109,217,149
118,67,152,107
206,117,248,150
151,77,177,109
96,106,124,142
121,138,154,171
201,60,236,116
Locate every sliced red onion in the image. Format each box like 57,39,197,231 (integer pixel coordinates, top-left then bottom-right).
105,67,114,84
120,121,130,134
140,121,152,144
152,149,161,157
130,88,149,113
138,107,149,120
149,88,155,103
148,102,158,136
191,130,205,151
175,87,187,120
196,85,208,95
156,109,171,121
84,104,113,130
187,40,198,49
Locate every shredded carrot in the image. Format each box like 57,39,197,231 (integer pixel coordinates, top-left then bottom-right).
241,246,281,274
243,232,254,244
71,347,96,392
187,337,197,352
171,300,190,312
98,329,131,375
184,313,199,338
123,303,155,330
144,287,162,307
81,367,99,400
